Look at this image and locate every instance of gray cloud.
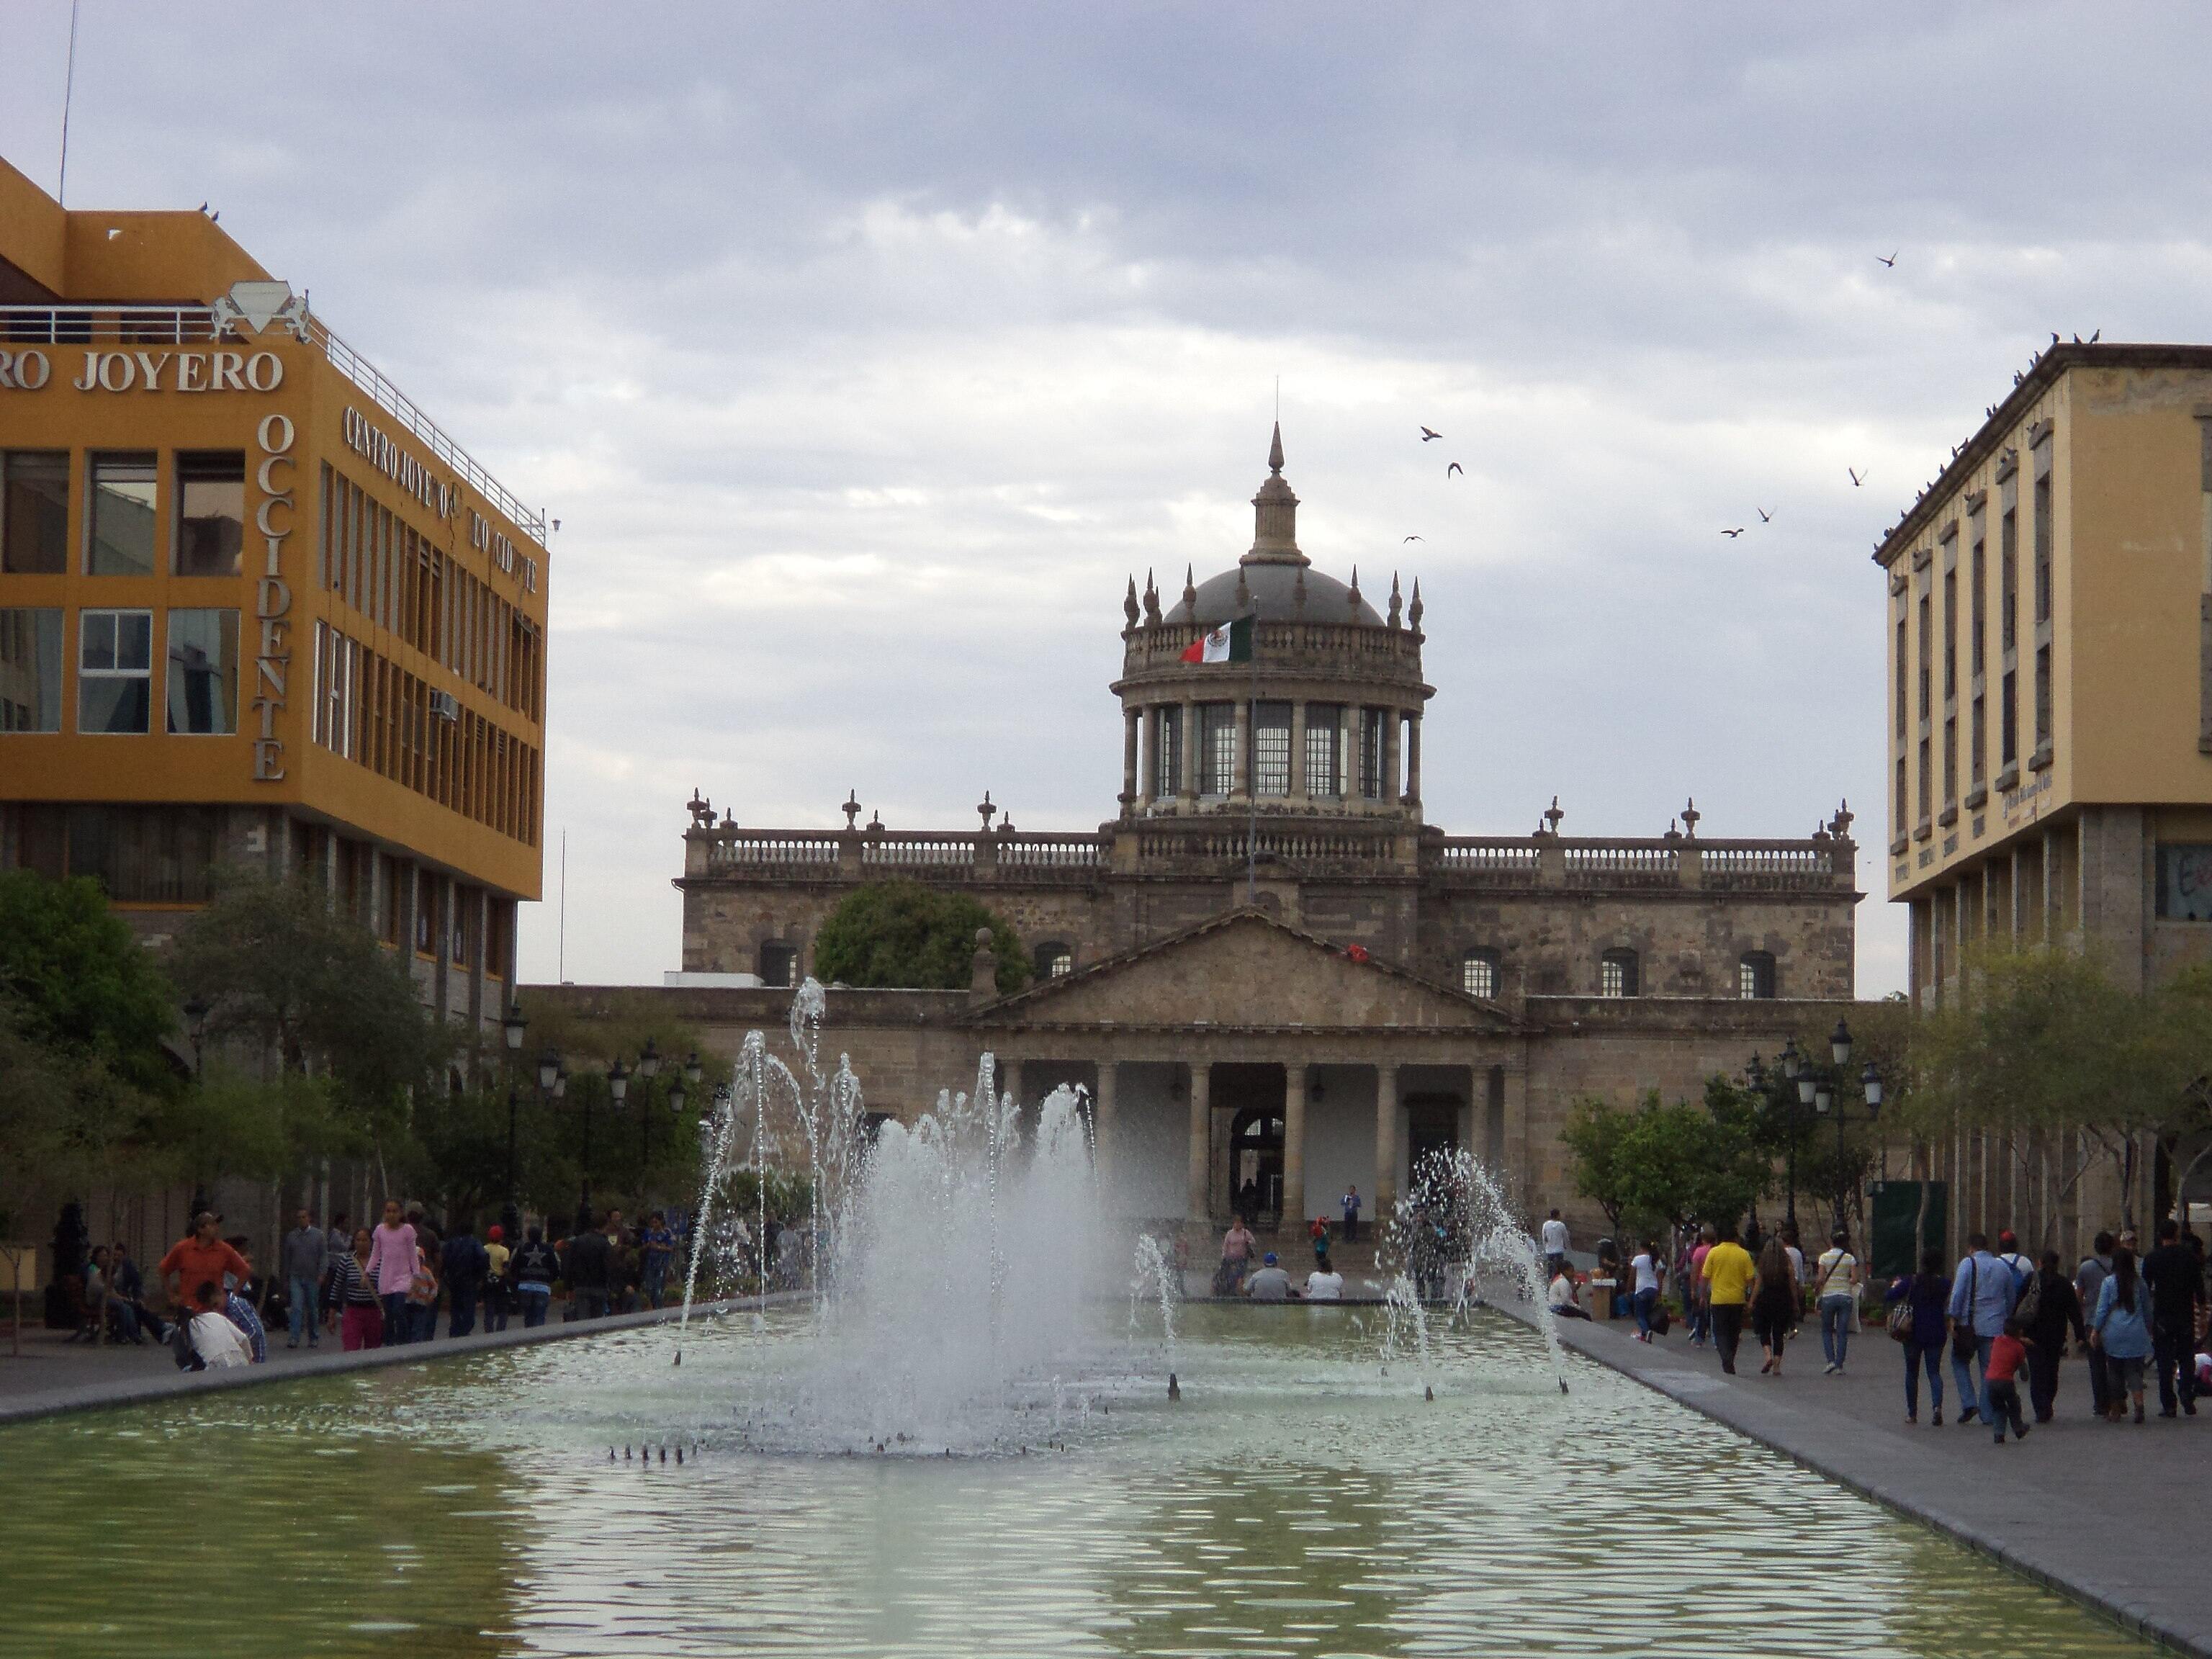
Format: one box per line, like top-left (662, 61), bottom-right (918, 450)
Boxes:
top-left (9, 1), bottom-right (2209, 993)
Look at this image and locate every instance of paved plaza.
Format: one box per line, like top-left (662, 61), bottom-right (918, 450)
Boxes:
top-left (1506, 1297), bottom-right (2210, 1658)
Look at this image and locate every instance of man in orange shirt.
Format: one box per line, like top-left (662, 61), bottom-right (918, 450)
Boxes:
top-left (158, 1213), bottom-right (252, 1316)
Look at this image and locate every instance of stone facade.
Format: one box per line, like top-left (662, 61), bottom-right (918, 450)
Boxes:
top-left (626, 428), bottom-right (1863, 1245)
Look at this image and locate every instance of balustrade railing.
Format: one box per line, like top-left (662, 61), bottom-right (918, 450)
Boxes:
top-left (1563, 844), bottom-right (1681, 886)
top-left (997, 835), bottom-right (1104, 868)
top-left (703, 832), bottom-right (841, 868)
top-left (1436, 839), bottom-right (1542, 875)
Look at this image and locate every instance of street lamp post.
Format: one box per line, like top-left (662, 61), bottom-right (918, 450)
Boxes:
top-left (1807, 1020), bottom-right (1882, 1233)
top-left (537, 1046), bottom-right (564, 1232)
top-left (182, 995), bottom-right (210, 1079)
top-left (1748, 1036), bottom-right (1809, 1232)
top-left (582, 1058), bottom-right (627, 1236)
top-left (500, 1002), bottom-right (528, 1241)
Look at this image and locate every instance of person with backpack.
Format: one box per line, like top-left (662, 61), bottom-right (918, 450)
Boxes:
top-left (1814, 1229), bottom-right (1861, 1376)
top-left (1885, 1249), bottom-right (1951, 1425)
top-left (2090, 1244), bottom-right (2154, 1424)
top-left (1947, 1233), bottom-right (2017, 1427)
top-left (511, 1226), bottom-right (559, 1327)
top-left (2024, 1249), bottom-right (2087, 1423)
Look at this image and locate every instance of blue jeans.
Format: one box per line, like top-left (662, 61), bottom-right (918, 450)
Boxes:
top-left (380, 1292), bottom-right (412, 1345)
top-left (287, 1277), bottom-right (321, 1346)
top-left (413, 1302), bottom-right (439, 1343)
top-left (1949, 1334), bottom-right (1993, 1421)
top-left (1819, 1295), bottom-right (1852, 1368)
top-left (1904, 1340), bottom-right (1943, 1416)
top-left (643, 1259), bottom-right (670, 1309)
top-left (1632, 1287), bottom-right (1659, 1336)
top-left (518, 1285), bottom-right (550, 1327)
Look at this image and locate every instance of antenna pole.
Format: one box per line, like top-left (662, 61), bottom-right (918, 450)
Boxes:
top-left (557, 827), bottom-right (568, 981)
top-left (1245, 607), bottom-right (1260, 906)
top-left (57, 0), bottom-right (81, 204)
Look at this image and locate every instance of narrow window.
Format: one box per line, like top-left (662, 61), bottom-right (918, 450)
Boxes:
top-left (758, 943), bottom-right (797, 988)
top-left (1942, 567), bottom-right (1956, 701)
top-left (1737, 951), bottom-right (1776, 999)
top-left (1305, 703), bottom-right (1343, 797)
top-left (2034, 644), bottom-right (2052, 755)
top-left (2000, 508), bottom-right (2018, 655)
top-left (174, 452), bottom-right (245, 577)
top-left (1253, 701), bottom-right (1291, 796)
top-left (1917, 735), bottom-right (1931, 824)
top-left (1359, 706), bottom-right (1388, 799)
top-left (164, 608), bottom-right (239, 734)
top-left (0, 607), bottom-right (63, 731)
top-left (1895, 755), bottom-right (1907, 835)
top-left (2033, 475), bottom-right (2053, 625)
top-left (1970, 694), bottom-right (1985, 789)
top-left (1599, 949), bottom-right (1640, 998)
top-left (2001, 670), bottom-right (2018, 767)
top-left (1916, 593), bottom-right (1930, 720)
top-left (1970, 536), bottom-right (1986, 676)
top-left (1154, 706), bottom-right (1182, 796)
top-left (1894, 616), bottom-right (1907, 737)
top-left (1, 452), bottom-right (68, 574)
top-left (86, 453), bottom-right (158, 576)
top-left (1461, 948), bottom-right (1500, 1000)
top-left (77, 609), bottom-right (153, 732)
top-left (1943, 715), bottom-right (1957, 806)
top-left (1200, 702), bottom-right (1236, 796)
top-left (1035, 941), bottom-right (1074, 980)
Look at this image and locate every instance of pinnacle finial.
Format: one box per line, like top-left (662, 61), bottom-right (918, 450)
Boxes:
top-left (1407, 577), bottom-right (1424, 631)
top-left (1182, 563), bottom-right (1197, 617)
top-left (1123, 575), bottom-right (1140, 627)
top-left (1388, 572), bottom-right (1403, 629)
top-left (1268, 421), bottom-right (1284, 474)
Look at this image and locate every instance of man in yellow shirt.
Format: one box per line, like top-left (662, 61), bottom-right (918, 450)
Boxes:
top-left (1701, 1227), bottom-right (1758, 1375)
top-left (482, 1225), bottom-right (513, 1333)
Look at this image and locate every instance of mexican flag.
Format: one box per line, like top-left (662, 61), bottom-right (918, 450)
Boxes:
top-left (1180, 616), bottom-right (1254, 664)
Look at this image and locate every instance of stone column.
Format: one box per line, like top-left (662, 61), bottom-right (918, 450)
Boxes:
top-left (1406, 712), bottom-right (1423, 809)
top-left (1290, 701), bottom-right (1308, 802)
top-left (1282, 1063), bottom-right (1308, 1226)
top-left (1179, 698), bottom-right (1199, 804)
top-left (1186, 1061), bottom-right (1211, 1225)
top-left (1094, 1059), bottom-right (1118, 1197)
top-left (1382, 710), bottom-right (1401, 808)
top-left (1375, 1061), bottom-right (1400, 1216)
top-left (1122, 707), bottom-right (1141, 811)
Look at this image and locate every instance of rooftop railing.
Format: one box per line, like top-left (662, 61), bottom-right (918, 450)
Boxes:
top-left (0, 302), bottom-right (547, 547)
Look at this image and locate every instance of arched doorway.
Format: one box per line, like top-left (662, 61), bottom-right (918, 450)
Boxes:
top-left (1228, 1107), bottom-right (1285, 1225)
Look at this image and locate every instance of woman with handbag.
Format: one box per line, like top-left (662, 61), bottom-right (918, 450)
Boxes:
top-left (1750, 1237), bottom-right (1799, 1376)
top-left (1885, 1248), bottom-right (1951, 1424)
top-left (1815, 1229), bottom-right (1862, 1375)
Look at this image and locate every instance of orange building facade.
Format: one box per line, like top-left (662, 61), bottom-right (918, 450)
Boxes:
top-left (0, 157), bottom-right (546, 1028)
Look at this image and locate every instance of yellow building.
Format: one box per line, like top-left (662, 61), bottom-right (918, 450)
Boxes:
top-left (0, 156), bottom-right (546, 1029)
top-left (1879, 344), bottom-right (2212, 1002)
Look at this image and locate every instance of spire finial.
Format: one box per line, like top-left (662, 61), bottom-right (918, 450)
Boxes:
top-left (1181, 563), bottom-right (1197, 618)
top-left (1268, 421), bottom-right (1284, 475)
top-left (1388, 572), bottom-right (1403, 629)
top-left (1407, 577), bottom-right (1424, 631)
top-left (1123, 575), bottom-right (1140, 628)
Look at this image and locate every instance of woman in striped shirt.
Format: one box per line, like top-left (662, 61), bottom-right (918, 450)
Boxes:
top-left (326, 1228), bottom-right (384, 1350)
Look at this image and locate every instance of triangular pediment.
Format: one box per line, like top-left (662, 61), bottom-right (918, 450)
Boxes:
top-left (968, 910), bottom-right (1521, 1033)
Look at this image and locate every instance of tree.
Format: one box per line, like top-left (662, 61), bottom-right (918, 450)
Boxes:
top-left (0, 870), bottom-right (175, 1093)
top-left (811, 879), bottom-right (1030, 996)
top-left (1560, 1096), bottom-right (1632, 1236)
top-left (1563, 1086), bottom-right (1771, 1244)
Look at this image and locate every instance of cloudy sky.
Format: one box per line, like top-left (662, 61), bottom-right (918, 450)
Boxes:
top-left (10, 4), bottom-right (2210, 996)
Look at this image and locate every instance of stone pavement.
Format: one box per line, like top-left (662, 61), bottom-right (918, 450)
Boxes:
top-left (1497, 1294), bottom-right (2211, 1657)
top-left (0, 1296), bottom-right (770, 1425)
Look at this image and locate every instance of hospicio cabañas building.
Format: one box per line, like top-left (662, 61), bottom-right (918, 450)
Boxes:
top-left (557, 427), bottom-right (1860, 1243)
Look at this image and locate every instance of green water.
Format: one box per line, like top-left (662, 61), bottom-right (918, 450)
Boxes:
top-left (0, 1305), bottom-right (2155, 1658)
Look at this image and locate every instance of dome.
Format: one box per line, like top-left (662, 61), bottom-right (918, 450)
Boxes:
top-left (1188, 562), bottom-right (1382, 626)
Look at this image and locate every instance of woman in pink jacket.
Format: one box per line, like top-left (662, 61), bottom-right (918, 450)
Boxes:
top-left (364, 1199), bottom-right (418, 1346)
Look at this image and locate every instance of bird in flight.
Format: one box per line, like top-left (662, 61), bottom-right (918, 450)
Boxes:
top-left (1848, 468), bottom-right (1866, 487)
top-left (1756, 508), bottom-right (1771, 523)
top-left (1447, 462), bottom-right (1462, 477)
top-left (1419, 427), bottom-right (1442, 442)
top-left (1876, 251), bottom-right (1897, 268)
top-left (1721, 527), bottom-right (1745, 539)
top-left (1402, 534), bottom-right (1423, 542)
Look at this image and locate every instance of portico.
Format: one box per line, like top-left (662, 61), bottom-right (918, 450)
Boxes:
top-left (974, 909), bottom-right (1524, 1235)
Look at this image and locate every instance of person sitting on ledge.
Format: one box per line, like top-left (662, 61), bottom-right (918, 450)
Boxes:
top-left (1547, 1265), bottom-right (1591, 1321)
top-left (1305, 1254), bottom-right (1344, 1301)
top-left (1246, 1252), bottom-right (1293, 1301)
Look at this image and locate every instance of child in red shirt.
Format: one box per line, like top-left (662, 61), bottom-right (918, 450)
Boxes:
top-left (1984, 1318), bottom-right (2032, 1444)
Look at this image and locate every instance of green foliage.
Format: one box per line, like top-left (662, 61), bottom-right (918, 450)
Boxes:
top-left (0, 870), bottom-right (176, 1094)
top-left (1562, 1087), bottom-right (1771, 1241)
top-left (812, 878), bottom-right (1031, 997)
top-left (168, 872), bottom-right (449, 1127)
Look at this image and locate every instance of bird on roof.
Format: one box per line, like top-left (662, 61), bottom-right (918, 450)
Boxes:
top-left (2050, 332), bottom-right (2061, 346)
top-left (1447, 462), bottom-right (1462, 477)
top-left (1876, 251), bottom-right (1897, 268)
top-left (1419, 426), bottom-right (1442, 442)
top-left (2090, 328), bottom-right (2101, 342)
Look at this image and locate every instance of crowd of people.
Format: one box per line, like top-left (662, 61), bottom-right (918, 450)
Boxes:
top-left (104, 1199), bottom-right (783, 1371)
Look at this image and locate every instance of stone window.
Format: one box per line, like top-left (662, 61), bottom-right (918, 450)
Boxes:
top-left (1035, 941), bottom-right (1074, 979)
top-left (1152, 705), bottom-right (1182, 796)
top-left (1599, 949), bottom-right (1639, 998)
top-left (1200, 702), bottom-right (1236, 796)
top-left (1305, 703), bottom-right (1343, 797)
top-left (1737, 951), bottom-right (1776, 999)
top-left (1893, 614), bottom-right (1906, 738)
top-left (2000, 506), bottom-right (2018, 655)
top-left (758, 943), bottom-right (797, 988)
top-left (1460, 948), bottom-right (1501, 1000)
top-left (1253, 701), bottom-right (1291, 796)
top-left (2032, 475), bottom-right (2053, 625)
top-left (1970, 535), bottom-right (1986, 678)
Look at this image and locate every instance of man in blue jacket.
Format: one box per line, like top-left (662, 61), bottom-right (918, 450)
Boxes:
top-left (441, 1222), bottom-right (490, 1339)
top-left (1948, 1232), bottom-right (2020, 1427)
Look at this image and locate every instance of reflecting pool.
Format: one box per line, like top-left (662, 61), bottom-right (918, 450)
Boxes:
top-left (0, 1305), bottom-right (2156, 1658)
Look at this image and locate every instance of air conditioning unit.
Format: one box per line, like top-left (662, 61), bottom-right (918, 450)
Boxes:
top-left (428, 690), bottom-right (462, 722)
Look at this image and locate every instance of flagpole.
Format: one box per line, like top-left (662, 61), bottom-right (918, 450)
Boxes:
top-left (1245, 605), bottom-right (1260, 907)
